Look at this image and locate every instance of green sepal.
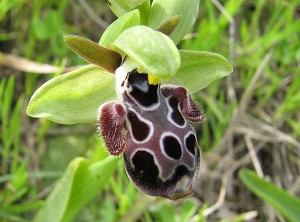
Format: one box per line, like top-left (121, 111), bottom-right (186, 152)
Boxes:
top-left (166, 50), bottom-right (233, 93)
top-left (108, 0), bottom-right (146, 17)
top-left (113, 25), bottom-right (180, 80)
top-left (99, 9), bottom-right (140, 48)
top-left (27, 65), bottom-right (117, 124)
top-left (148, 0), bottom-right (200, 44)
top-left (136, 0), bottom-right (150, 25)
top-left (64, 35), bottom-right (122, 73)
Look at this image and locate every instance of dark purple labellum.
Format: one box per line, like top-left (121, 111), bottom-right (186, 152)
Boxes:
top-left (98, 68), bottom-right (204, 201)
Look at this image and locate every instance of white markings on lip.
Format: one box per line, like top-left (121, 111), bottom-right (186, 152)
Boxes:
top-left (129, 148), bottom-right (163, 180)
top-left (115, 62), bottom-right (137, 101)
top-left (184, 131), bottom-right (197, 156)
top-left (159, 131), bottom-right (182, 160)
top-left (166, 96), bottom-right (187, 128)
top-left (125, 108), bottom-right (154, 144)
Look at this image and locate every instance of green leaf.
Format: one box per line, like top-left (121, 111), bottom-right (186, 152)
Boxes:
top-left (27, 65), bottom-right (117, 124)
top-left (108, 0), bottom-right (146, 17)
top-left (151, 203), bottom-right (177, 222)
top-left (113, 25), bottom-right (180, 80)
top-left (148, 0), bottom-right (200, 44)
top-left (167, 50), bottom-right (233, 94)
top-left (34, 156), bottom-right (118, 222)
top-left (99, 9), bottom-right (140, 48)
top-left (11, 160), bottom-right (28, 191)
top-left (239, 169), bottom-right (300, 222)
top-left (45, 10), bottom-right (62, 34)
top-left (181, 200), bottom-right (197, 222)
top-left (64, 35), bottom-right (122, 73)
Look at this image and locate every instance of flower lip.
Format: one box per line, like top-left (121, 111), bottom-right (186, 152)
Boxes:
top-left (164, 187), bottom-right (194, 202)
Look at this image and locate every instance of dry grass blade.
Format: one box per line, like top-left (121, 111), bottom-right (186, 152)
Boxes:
top-left (238, 114), bottom-right (300, 150)
top-left (210, 0), bottom-right (237, 102)
top-left (0, 52), bottom-right (77, 74)
top-left (78, 0), bottom-right (109, 28)
top-left (238, 49), bottom-right (274, 116)
top-left (245, 136), bottom-right (264, 178)
top-left (203, 146), bottom-right (262, 217)
top-left (216, 49), bottom-right (274, 153)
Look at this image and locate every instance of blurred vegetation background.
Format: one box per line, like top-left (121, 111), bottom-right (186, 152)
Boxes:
top-left (0, 0), bottom-right (300, 221)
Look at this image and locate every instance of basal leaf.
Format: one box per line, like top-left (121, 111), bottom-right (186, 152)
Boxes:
top-left (99, 10), bottom-right (140, 48)
top-left (148, 0), bottom-right (200, 44)
top-left (113, 25), bottom-right (180, 80)
top-left (64, 35), bottom-right (122, 73)
top-left (27, 65), bottom-right (117, 124)
top-left (34, 157), bottom-right (118, 222)
top-left (239, 169), bottom-right (300, 222)
top-left (167, 50), bottom-right (233, 93)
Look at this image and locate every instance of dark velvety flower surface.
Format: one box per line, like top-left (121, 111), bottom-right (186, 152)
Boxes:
top-left (98, 68), bottom-right (204, 200)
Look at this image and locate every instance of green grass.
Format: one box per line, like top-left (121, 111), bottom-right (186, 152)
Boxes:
top-left (1, 0), bottom-right (300, 221)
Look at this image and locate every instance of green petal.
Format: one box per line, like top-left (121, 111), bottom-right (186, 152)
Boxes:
top-left (64, 35), bottom-right (122, 73)
top-left (167, 50), bottom-right (233, 94)
top-left (156, 15), bottom-right (180, 36)
top-left (113, 25), bottom-right (180, 80)
top-left (27, 65), bottom-right (117, 124)
top-left (99, 10), bottom-right (140, 48)
top-left (148, 0), bottom-right (200, 44)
